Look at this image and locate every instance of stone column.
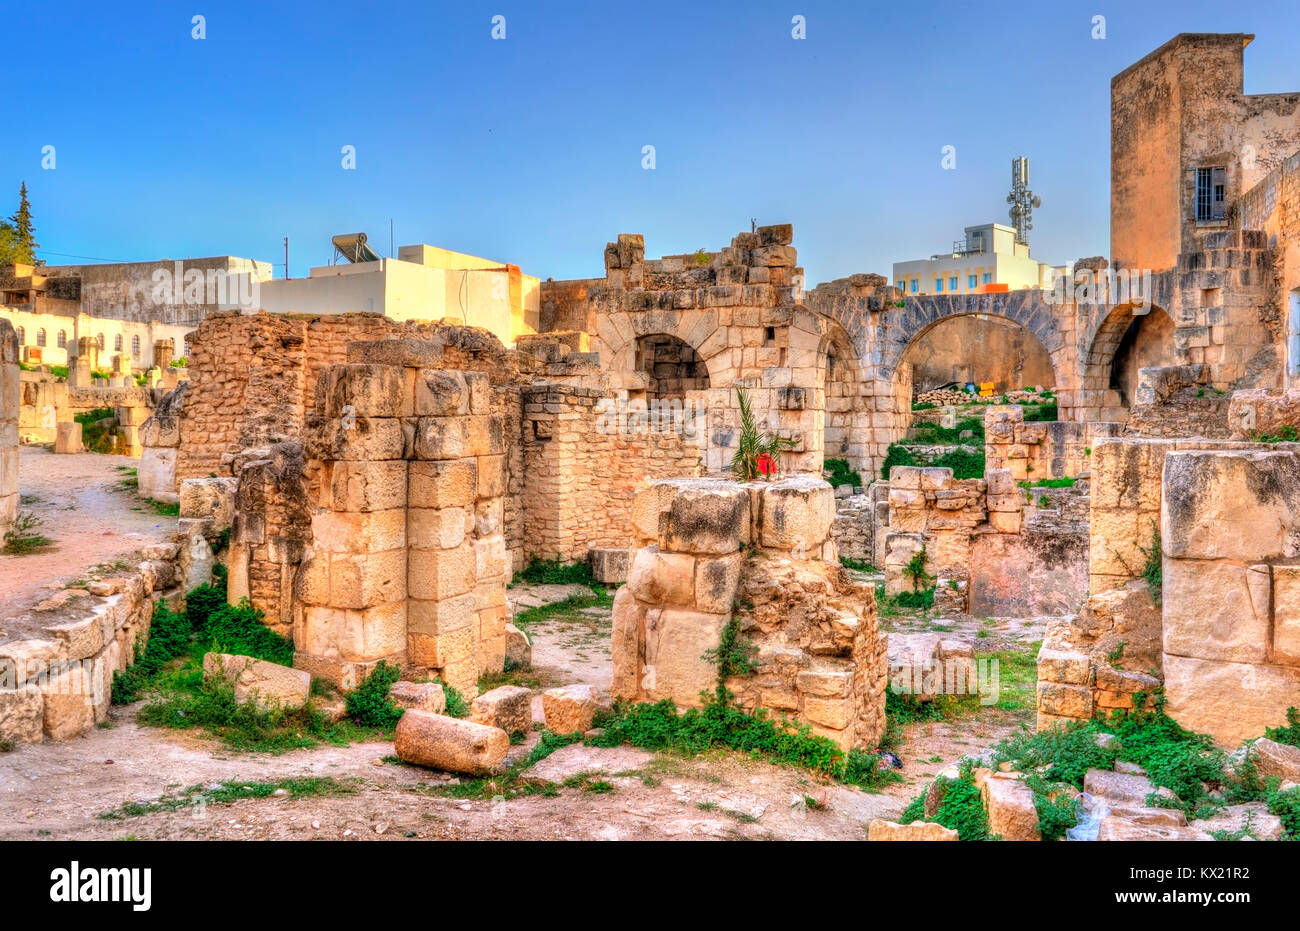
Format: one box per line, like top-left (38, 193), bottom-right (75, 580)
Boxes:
top-left (0, 320), bottom-right (18, 533)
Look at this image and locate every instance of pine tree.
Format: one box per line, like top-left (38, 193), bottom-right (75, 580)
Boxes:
top-left (9, 182), bottom-right (40, 265)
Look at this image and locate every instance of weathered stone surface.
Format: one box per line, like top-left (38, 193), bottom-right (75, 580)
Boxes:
top-left (1162, 450), bottom-right (1300, 562)
top-left (541, 684), bottom-right (598, 734)
top-left (1249, 737), bottom-right (1300, 783)
top-left (1163, 653), bottom-right (1300, 748)
top-left (394, 709), bottom-right (509, 775)
top-left (505, 623), bottom-right (532, 668)
top-left (40, 663), bottom-right (98, 740)
top-left (1190, 802), bottom-right (1284, 840)
top-left (589, 546), bottom-right (630, 583)
top-left (643, 607), bottom-right (727, 706)
top-left (470, 684), bottom-right (533, 735)
top-left (1162, 559), bottom-right (1270, 664)
top-left (976, 771), bottom-right (1041, 841)
top-left (660, 481), bottom-right (750, 555)
top-left (1082, 768), bottom-right (1176, 807)
top-left (868, 819), bottom-right (959, 841)
top-left (0, 687), bottom-right (43, 745)
top-left (388, 680), bottom-right (446, 714)
top-left (627, 546), bottom-right (696, 606)
top-left (524, 743), bottom-right (654, 784)
top-left (54, 421), bottom-right (83, 454)
top-left (202, 652), bottom-right (311, 711)
top-left (759, 476), bottom-right (835, 551)
top-left (1096, 818), bottom-right (1212, 841)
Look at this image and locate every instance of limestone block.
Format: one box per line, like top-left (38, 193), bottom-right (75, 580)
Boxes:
top-left (693, 553), bottom-right (743, 614)
top-left (1162, 653), bottom-right (1300, 747)
top-left (389, 680), bottom-right (446, 714)
top-left (1096, 818), bottom-right (1212, 841)
top-left (1082, 768), bottom-right (1176, 807)
top-left (137, 447), bottom-right (177, 502)
top-left (542, 684), bottom-right (598, 734)
top-left (203, 653), bottom-right (311, 711)
top-left (759, 477), bottom-right (835, 551)
top-left (505, 623), bottom-right (532, 668)
top-left (407, 543), bottom-right (475, 599)
top-left (1249, 737), bottom-right (1300, 783)
top-left (987, 509), bottom-right (1022, 534)
top-left (394, 710), bottom-right (509, 775)
top-left (407, 594), bottom-right (476, 636)
top-left (44, 617), bottom-right (104, 662)
top-left (643, 607), bottom-right (727, 706)
top-left (661, 481), bottom-right (750, 555)
top-left (1036, 682), bottom-right (1092, 718)
top-left (40, 663), bottom-right (98, 740)
top-left (320, 363), bottom-right (409, 418)
top-left (1270, 565), bottom-right (1300, 665)
top-left (1162, 559), bottom-right (1270, 664)
top-left (868, 820), bottom-right (959, 841)
top-left (627, 546), bottom-right (696, 605)
top-left (413, 370), bottom-right (469, 416)
top-left (887, 632), bottom-right (940, 700)
top-left (54, 421), bottom-right (82, 454)
top-left (796, 668), bottom-right (851, 698)
top-left (976, 770), bottom-right (1040, 840)
top-left (589, 546), bottom-right (631, 584)
top-left (311, 508), bottom-right (406, 554)
top-left (802, 696), bottom-right (850, 730)
top-left (330, 460), bottom-right (408, 512)
top-left (1036, 645), bottom-right (1092, 686)
top-left (408, 459), bottom-right (477, 509)
top-left (1162, 450), bottom-right (1300, 561)
top-left (0, 687), bottom-right (43, 745)
top-left (407, 507), bottom-right (467, 550)
top-left (470, 684), bottom-right (533, 735)
top-left (304, 412), bottom-right (405, 461)
top-left (609, 587), bottom-right (645, 700)
top-left (1189, 803), bottom-right (1283, 841)
top-left (327, 549), bottom-right (406, 609)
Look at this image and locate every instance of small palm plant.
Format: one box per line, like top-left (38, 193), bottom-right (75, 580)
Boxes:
top-left (730, 387), bottom-right (796, 481)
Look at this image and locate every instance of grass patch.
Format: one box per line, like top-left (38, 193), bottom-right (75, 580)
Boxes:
top-left (98, 776), bottom-right (359, 820)
top-left (343, 660), bottom-right (404, 729)
top-left (512, 589), bottom-right (613, 629)
top-left (145, 497), bottom-right (180, 516)
top-left (588, 694), bottom-right (902, 792)
top-left (880, 442), bottom-right (917, 480)
top-left (1252, 425), bottom-right (1299, 443)
top-left (2, 511), bottom-right (54, 555)
top-left (822, 457), bottom-right (861, 489)
top-left (838, 556), bottom-right (877, 572)
top-left (1017, 476), bottom-right (1076, 489)
top-left (510, 557), bottom-right (595, 587)
top-left (74, 407), bottom-right (119, 454)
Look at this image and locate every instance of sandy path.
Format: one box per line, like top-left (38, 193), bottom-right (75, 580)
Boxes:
top-left (1, 446), bottom-right (174, 625)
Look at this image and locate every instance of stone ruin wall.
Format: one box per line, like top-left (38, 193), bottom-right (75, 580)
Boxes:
top-left (610, 477), bottom-right (886, 751)
top-left (0, 320), bottom-right (18, 534)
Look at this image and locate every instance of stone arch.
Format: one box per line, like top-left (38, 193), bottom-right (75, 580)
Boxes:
top-left (595, 308), bottom-right (733, 397)
top-left (876, 293), bottom-right (1067, 387)
top-left (817, 323), bottom-right (871, 475)
top-left (1082, 301), bottom-right (1176, 407)
top-left (634, 333), bottom-right (710, 400)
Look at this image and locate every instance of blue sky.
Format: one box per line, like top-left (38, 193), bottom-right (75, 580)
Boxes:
top-left (6, 0), bottom-right (1300, 285)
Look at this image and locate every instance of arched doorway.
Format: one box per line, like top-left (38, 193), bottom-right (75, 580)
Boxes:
top-left (900, 314), bottom-right (1056, 396)
top-left (1106, 306), bottom-right (1176, 408)
top-left (634, 334), bottom-right (710, 401)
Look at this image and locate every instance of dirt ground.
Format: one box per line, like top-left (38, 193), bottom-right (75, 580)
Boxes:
top-left (0, 446), bottom-right (174, 628)
top-left (0, 579), bottom-right (1032, 841)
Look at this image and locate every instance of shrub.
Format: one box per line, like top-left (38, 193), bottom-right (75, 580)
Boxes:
top-left (703, 617), bottom-right (759, 682)
top-left (112, 600), bottom-right (194, 704)
top-left (880, 442), bottom-right (917, 479)
top-left (822, 458), bottom-right (860, 489)
top-left (74, 407), bottom-right (119, 454)
top-left (511, 557), bottom-right (594, 587)
top-left (1264, 707), bottom-right (1300, 748)
top-left (930, 447), bottom-right (984, 479)
top-left (731, 386), bottom-right (795, 481)
top-left (1023, 402), bottom-right (1059, 422)
top-left (344, 661), bottom-right (404, 728)
top-left (2, 511), bottom-right (54, 555)
top-left (205, 599), bottom-right (294, 665)
top-left (926, 767), bottom-right (993, 840)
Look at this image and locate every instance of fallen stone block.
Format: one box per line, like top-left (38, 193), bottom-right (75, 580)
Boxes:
top-left (542, 684), bottom-right (598, 734)
top-left (524, 743), bottom-right (654, 784)
top-left (1249, 737), bottom-right (1300, 784)
top-left (394, 710), bottom-right (509, 776)
top-left (1190, 802), bottom-right (1284, 840)
top-left (589, 546), bottom-right (630, 584)
top-left (202, 652), bottom-right (311, 712)
top-left (0, 687), bottom-right (43, 745)
top-left (1096, 817), bottom-right (1212, 841)
top-left (470, 684), bottom-right (533, 735)
top-left (389, 680), bottom-right (446, 714)
top-left (977, 770), bottom-right (1040, 840)
top-left (1082, 768), bottom-right (1177, 807)
top-left (868, 819), bottom-right (959, 841)
top-left (504, 623), bottom-right (531, 668)
top-left (54, 421), bottom-right (83, 454)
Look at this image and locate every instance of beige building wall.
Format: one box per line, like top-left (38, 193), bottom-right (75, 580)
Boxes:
top-left (258, 247), bottom-right (540, 346)
top-left (1, 307), bottom-right (192, 368)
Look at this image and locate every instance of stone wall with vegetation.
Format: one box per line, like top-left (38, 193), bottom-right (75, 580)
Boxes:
top-left (611, 476), bottom-right (886, 751)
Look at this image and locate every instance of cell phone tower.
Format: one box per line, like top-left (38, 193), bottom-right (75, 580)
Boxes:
top-left (1006, 156), bottom-right (1042, 247)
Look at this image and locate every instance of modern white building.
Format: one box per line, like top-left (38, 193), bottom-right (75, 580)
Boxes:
top-left (892, 223), bottom-right (1069, 297)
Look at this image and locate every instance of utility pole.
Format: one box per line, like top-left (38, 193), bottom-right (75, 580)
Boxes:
top-left (284, 237), bottom-right (290, 279)
top-left (390, 219), bottom-right (394, 259)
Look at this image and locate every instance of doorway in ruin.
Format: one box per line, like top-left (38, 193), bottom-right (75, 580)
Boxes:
top-left (900, 314), bottom-right (1056, 397)
top-left (1101, 305), bottom-right (1175, 408)
top-left (634, 334), bottom-right (710, 400)
top-left (819, 331), bottom-right (869, 476)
